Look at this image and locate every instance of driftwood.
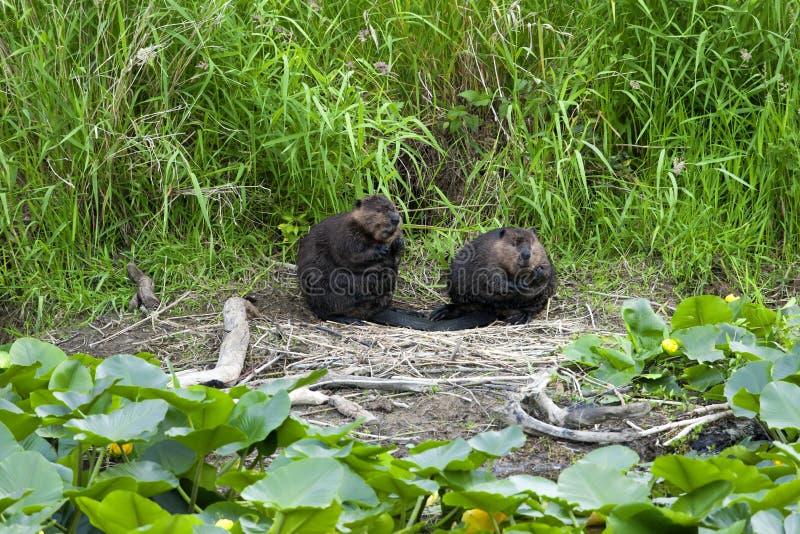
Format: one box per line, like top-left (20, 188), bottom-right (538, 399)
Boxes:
top-left (521, 370), bottom-right (651, 428)
top-left (289, 387), bottom-right (329, 405)
top-left (289, 387), bottom-right (378, 425)
top-left (126, 262), bottom-right (161, 311)
top-left (328, 394), bottom-right (378, 426)
top-left (175, 297), bottom-right (259, 386)
top-left (504, 370), bottom-right (733, 444)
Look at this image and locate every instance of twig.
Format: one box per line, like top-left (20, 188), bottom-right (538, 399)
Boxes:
top-left (662, 411), bottom-right (732, 446)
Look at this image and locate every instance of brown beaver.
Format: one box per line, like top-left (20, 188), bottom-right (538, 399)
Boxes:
top-left (296, 195), bottom-right (403, 321)
top-left (295, 196), bottom-right (495, 330)
top-left (431, 227), bottom-right (556, 324)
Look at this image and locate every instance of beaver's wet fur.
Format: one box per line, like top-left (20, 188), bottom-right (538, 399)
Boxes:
top-left (296, 195), bottom-right (403, 320)
top-left (295, 196), bottom-right (496, 330)
top-left (431, 227), bottom-right (556, 324)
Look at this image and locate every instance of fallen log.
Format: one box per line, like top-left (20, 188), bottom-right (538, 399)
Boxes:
top-left (175, 297), bottom-right (259, 386)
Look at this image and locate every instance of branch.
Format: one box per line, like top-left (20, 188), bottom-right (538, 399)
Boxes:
top-left (126, 262), bottom-right (161, 311)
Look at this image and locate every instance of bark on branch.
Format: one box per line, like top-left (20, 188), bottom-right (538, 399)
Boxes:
top-left (126, 262), bottom-right (160, 311)
top-left (175, 297), bottom-right (259, 387)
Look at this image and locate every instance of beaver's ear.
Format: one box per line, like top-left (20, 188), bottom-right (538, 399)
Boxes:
top-left (355, 199), bottom-right (362, 208)
top-left (498, 228), bottom-right (506, 239)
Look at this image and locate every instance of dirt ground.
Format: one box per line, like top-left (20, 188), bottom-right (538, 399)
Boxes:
top-left (41, 261), bottom-right (758, 478)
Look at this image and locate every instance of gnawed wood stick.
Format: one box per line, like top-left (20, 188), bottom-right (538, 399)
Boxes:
top-left (328, 394), bottom-right (378, 426)
top-left (289, 387), bottom-right (329, 405)
top-left (521, 369), bottom-right (651, 428)
top-left (504, 400), bottom-right (733, 444)
top-left (175, 297), bottom-right (259, 386)
top-left (126, 262), bottom-right (161, 311)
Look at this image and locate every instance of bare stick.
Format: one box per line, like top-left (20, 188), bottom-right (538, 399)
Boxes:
top-left (126, 262), bottom-right (161, 311)
top-left (662, 411), bottom-right (732, 446)
top-left (175, 297), bottom-right (259, 386)
top-left (505, 400), bottom-right (733, 444)
top-left (328, 394), bottom-right (378, 426)
top-left (521, 370), bottom-right (650, 428)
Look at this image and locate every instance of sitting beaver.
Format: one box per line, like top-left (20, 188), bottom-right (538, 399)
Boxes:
top-left (295, 196), bottom-right (495, 330)
top-left (431, 227), bottom-right (556, 324)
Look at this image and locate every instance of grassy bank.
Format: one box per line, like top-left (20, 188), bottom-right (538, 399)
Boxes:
top-left (1, 0), bottom-right (798, 333)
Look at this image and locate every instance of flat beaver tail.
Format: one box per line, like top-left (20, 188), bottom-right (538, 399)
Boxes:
top-left (369, 309), bottom-right (496, 331)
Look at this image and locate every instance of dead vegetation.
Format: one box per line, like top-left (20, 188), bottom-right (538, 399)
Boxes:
top-left (42, 261), bottom-right (751, 476)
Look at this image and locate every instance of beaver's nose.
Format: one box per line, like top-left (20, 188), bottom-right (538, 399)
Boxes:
top-left (520, 247), bottom-right (531, 261)
top-left (390, 213), bottom-right (400, 225)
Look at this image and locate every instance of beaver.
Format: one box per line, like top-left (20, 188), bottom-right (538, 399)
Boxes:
top-left (431, 227), bottom-right (556, 324)
top-left (296, 195), bottom-right (403, 321)
top-left (295, 196), bottom-right (495, 330)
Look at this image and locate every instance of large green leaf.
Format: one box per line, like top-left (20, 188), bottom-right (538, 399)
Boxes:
top-left (76, 490), bottom-right (170, 534)
top-left (365, 470), bottom-right (438, 502)
top-left (0, 422), bottom-right (23, 458)
top-left (442, 475), bottom-right (550, 513)
top-left (242, 457), bottom-right (343, 510)
top-left (562, 334), bottom-right (604, 366)
top-left (724, 360), bottom-right (773, 417)
top-left (339, 466), bottom-right (379, 507)
top-left (94, 460), bottom-right (179, 497)
top-left (258, 368), bottom-right (327, 395)
top-left (95, 354), bottom-right (169, 388)
top-left (165, 424), bottom-right (248, 454)
top-left (9, 338), bottom-right (67, 377)
top-left (671, 296), bottom-right (732, 330)
top-left (557, 446), bottom-right (647, 510)
top-left (467, 425), bottom-right (525, 457)
top-left (48, 359), bottom-right (93, 392)
top-left (407, 439), bottom-right (474, 476)
top-left (65, 399), bottom-right (170, 444)
top-left (217, 389), bottom-right (291, 455)
top-left (746, 478), bottom-right (800, 513)
top-left (279, 501), bottom-right (342, 534)
top-left (682, 364), bottom-right (724, 392)
top-left (651, 455), bottom-right (724, 493)
top-left (0, 451), bottom-right (64, 516)
top-left (749, 510), bottom-right (785, 534)
top-left (773, 353), bottom-right (800, 380)
top-left (740, 302), bottom-right (778, 338)
top-left (622, 298), bottom-right (667, 352)
top-left (0, 400), bottom-right (40, 440)
top-left (728, 341), bottom-right (785, 362)
top-left (139, 439), bottom-right (196, 476)
top-left (759, 381), bottom-right (800, 430)
top-left (673, 325), bottom-right (725, 363)
top-left (606, 502), bottom-right (696, 533)
top-left (138, 514), bottom-right (204, 533)
top-left (670, 480), bottom-right (732, 518)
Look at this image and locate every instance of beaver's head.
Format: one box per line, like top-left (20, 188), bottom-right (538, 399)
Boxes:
top-left (352, 195), bottom-right (402, 242)
top-left (494, 227), bottom-right (551, 275)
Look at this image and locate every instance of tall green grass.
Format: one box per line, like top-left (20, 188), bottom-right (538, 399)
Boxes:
top-left (1, 0), bottom-right (798, 331)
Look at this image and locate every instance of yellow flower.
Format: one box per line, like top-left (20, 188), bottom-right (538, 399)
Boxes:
top-left (107, 442), bottom-right (134, 457)
top-left (774, 460), bottom-right (784, 466)
top-left (462, 509), bottom-right (508, 533)
top-left (215, 518), bottom-right (234, 530)
top-left (725, 294), bottom-right (740, 303)
top-left (425, 492), bottom-right (440, 506)
top-left (661, 338), bottom-right (680, 355)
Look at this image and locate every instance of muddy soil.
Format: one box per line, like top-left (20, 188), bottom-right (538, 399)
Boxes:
top-left (39, 263), bottom-right (756, 479)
